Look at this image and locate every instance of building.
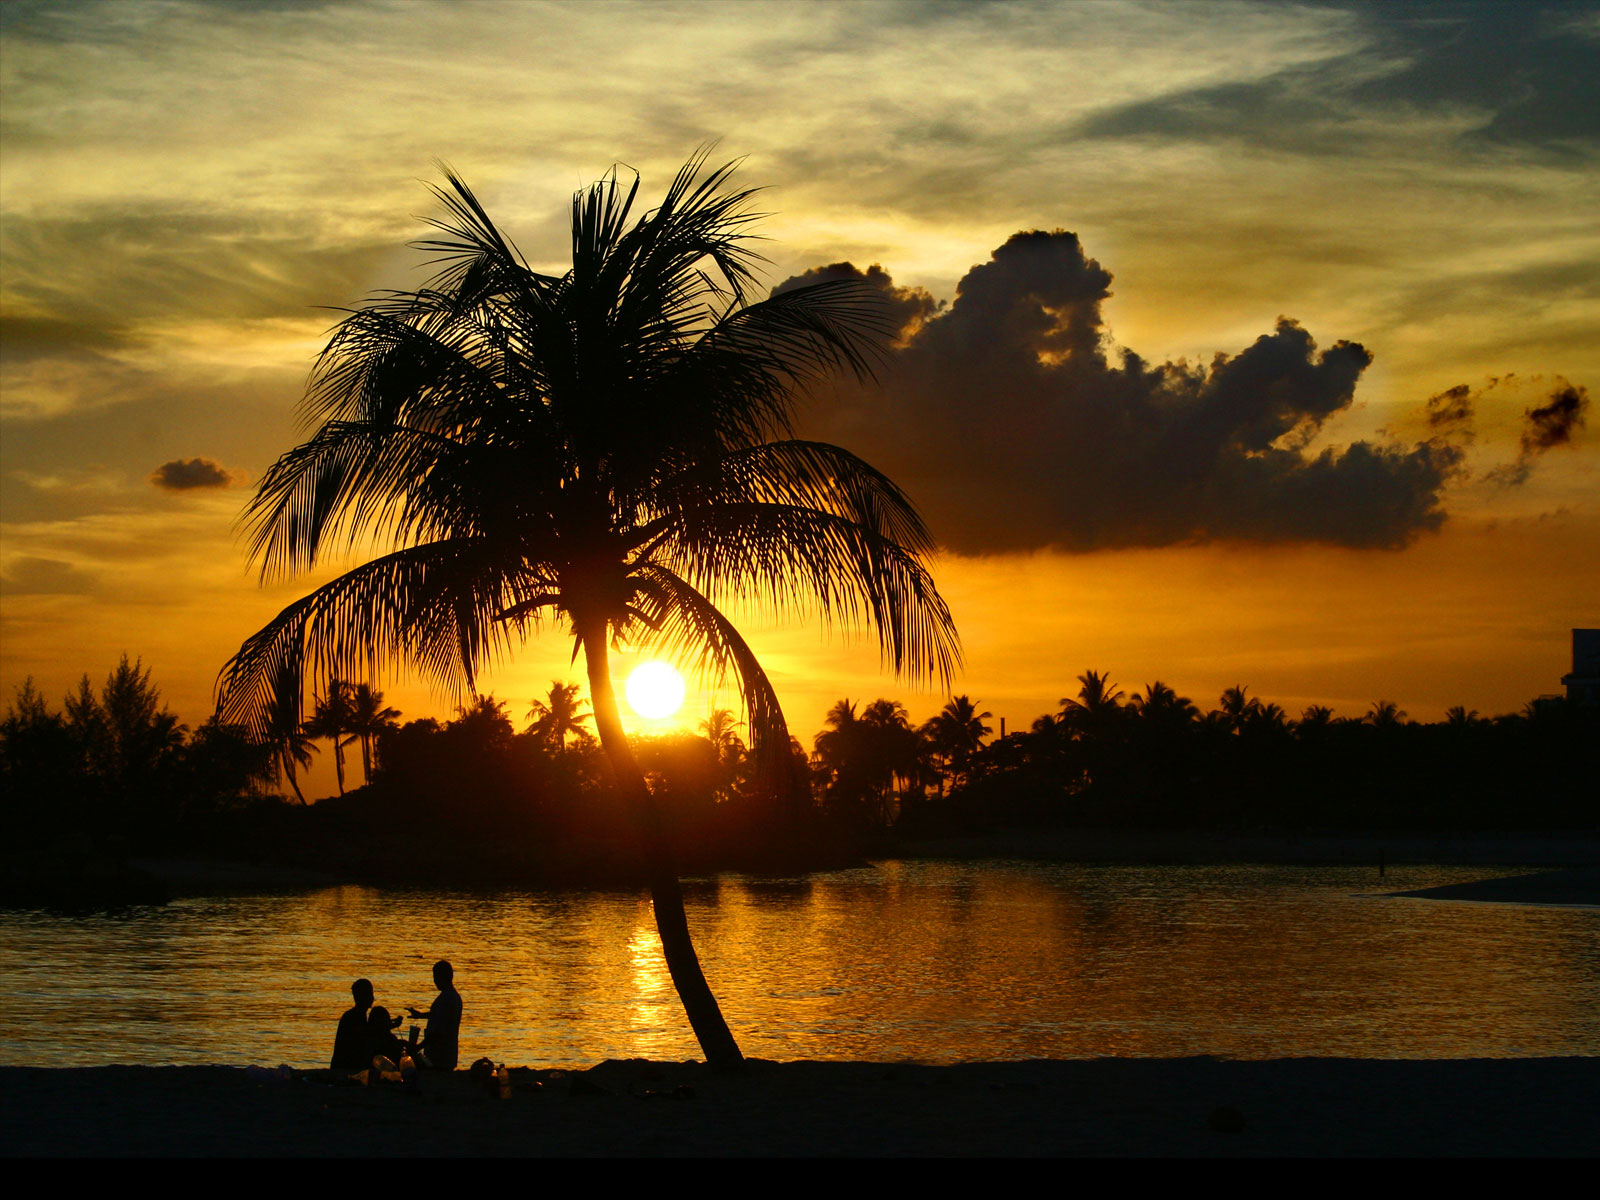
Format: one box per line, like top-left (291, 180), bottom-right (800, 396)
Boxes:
top-left (1560, 628), bottom-right (1600, 708)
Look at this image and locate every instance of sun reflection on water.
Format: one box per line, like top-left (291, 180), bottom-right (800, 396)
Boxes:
top-left (0, 862), bottom-right (1595, 1068)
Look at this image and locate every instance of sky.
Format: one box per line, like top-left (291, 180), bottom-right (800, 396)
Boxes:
top-left (2, 0), bottom-right (1596, 796)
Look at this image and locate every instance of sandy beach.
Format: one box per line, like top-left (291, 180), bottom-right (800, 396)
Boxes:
top-left (3, 1056), bottom-right (1596, 1157)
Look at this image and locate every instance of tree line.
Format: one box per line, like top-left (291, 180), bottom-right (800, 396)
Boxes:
top-left (3, 659), bottom-right (1593, 888)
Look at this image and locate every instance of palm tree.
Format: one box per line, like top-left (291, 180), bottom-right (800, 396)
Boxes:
top-left (921, 694), bottom-right (991, 789)
top-left (1218, 685), bottom-right (1260, 735)
top-left (698, 708), bottom-right (745, 765)
top-left (1365, 700), bottom-right (1406, 728)
top-left (303, 679), bottom-right (357, 795)
top-left (348, 682), bottom-right (401, 782)
top-left (527, 681), bottom-right (592, 751)
top-left (264, 675), bottom-right (318, 804)
top-left (1058, 669), bottom-right (1125, 742)
top-left (215, 153), bottom-right (959, 1070)
top-left (1299, 704), bottom-right (1334, 728)
top-left (1129, 681), bottom-right (1198, 727)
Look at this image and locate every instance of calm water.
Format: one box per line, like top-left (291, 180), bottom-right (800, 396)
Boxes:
top-left (1, 861), bottom-right (1595, 1068)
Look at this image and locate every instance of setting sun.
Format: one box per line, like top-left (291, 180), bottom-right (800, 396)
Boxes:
top-left (625, 662), bottom-right (686, 720)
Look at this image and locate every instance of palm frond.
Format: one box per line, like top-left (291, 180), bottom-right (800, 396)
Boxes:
top-left (625, 563), bottom-right (791, 779)
top-left (216, 539), bottom-right (531, 738)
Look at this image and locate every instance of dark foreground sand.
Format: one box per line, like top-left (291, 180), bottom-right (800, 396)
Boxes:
top-left (3, 1056), bottom-right (1596, 1157)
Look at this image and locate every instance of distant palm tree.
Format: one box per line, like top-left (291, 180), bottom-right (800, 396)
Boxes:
top-left (698, 708), bottom-right (745, 766)
top-left (1218, 685), bottom-right (1260, 735)
top-left (1444, 706), bottom-right (1479, 729)
top-left (921, 694), bottom-right (991, 788)
top-left (1129, 681), bottom-right (1198, 727)
top-left (348, 682), bottom-right (401, 782)
top-left (302, 679), bottom-right (357, 795)
top-left (1059, 670), bottom-right (1124, 737)
top-left (216, 152), bottom-right (958, 1070)
top-left (264, 676), bottom-right (317, 804)
top-left (1365, 700), bottom-right (1406, 728)
top-left (1300, 704), bottom-right (1334, 728)
top-left (527, 681), bottom-right (592, 751)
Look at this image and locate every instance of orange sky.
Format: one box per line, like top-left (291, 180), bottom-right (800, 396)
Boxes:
top-left (2, 2), bottom-right (1596, 798)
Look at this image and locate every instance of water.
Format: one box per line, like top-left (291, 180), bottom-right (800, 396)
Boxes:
top-left (0, 861), bottom-right (1595, 1068)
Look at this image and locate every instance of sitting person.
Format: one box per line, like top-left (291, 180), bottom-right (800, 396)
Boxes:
top-left (367, 1005), bottom-right (406, 1065)
top-left (407, 960), bottom-right (463, 1070)
top-left (331, 978), bottom-right (375, 1070)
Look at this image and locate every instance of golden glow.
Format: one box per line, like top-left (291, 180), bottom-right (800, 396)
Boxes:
top-left (625, 662), bottom-right (686, 720)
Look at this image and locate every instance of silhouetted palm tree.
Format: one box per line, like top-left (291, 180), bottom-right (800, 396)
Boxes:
top-left (264, 676), bottom-right (317, 804)
top-left (921, 694), bottom-right (991, 789)
top-left (1129, 681), bottom-right (1198, 727)
top-left (1059, 670), bottom-right (1124, 738)
top-left (1218, 685), bottom-right (1260, 735)
top-left (303, 679), bottom-right (357, 795)
top-left (216, 152), bottom-right (958, 1070)
top-left (527, 681), bottom-right (592, 751)
top-left (348, 682), bottom-right (401, 782)
top-left (698, 708), bottom-right (745, 765)
top-left (1299, 704), bottom-right (1334, 729)
top-left (1365, 700), bottom-right (1406, 728)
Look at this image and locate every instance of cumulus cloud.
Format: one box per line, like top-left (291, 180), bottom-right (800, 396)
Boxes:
top-left (149, 457), bottom-right (235, 491)
top-left (783, 231), bottom-right (1462, 553)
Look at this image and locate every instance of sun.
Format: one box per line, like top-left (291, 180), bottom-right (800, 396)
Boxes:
top-left (625, 661), bottom-right (686, 720)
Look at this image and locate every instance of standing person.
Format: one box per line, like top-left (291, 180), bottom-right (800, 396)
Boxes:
top-left (331, 978), bottom-right (374, 1069)
top-left (407, 960), bottom-right (462, 1070)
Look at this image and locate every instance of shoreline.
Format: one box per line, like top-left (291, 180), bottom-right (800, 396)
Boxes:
top-left (3, 1056), bottom-right (1596, 1156)
top-left (891, 828), bottom-right (1600, 869)
top-left (1, 830), bottom-right (1592, 907)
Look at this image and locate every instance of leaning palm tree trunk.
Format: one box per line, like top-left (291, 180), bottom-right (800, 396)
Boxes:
top-left (582, 623), bottom-right (743, 1069)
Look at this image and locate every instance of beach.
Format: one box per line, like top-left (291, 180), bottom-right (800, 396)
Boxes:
top-left (3, 1056), bottom-right (1597, 1157)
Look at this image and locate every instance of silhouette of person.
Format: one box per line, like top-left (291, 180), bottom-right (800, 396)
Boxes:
top-left (407, 960), bottom-right (462, 1070)
top-left (367, 1005), bottom-right (405, 1064)
top-left (331, 978), bottom-right (374, 1070)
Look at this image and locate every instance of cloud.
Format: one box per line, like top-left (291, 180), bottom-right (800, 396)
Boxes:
top-left (784, 231), bottom-right (1462, 553)
top-left (773, 262), bottom-right (943, 347)
top-left (1522, 380), bottom-right (1589, 452)
top-left (1486, 379), bottom-right (1592, 486)
top-left (1073, 4), bottom-right (1600, 158)
top-left (0, 556), bottom-right (96, 596)
top-left (1424, 383), bottom-right (1475, 440)
top-left (149, 457), bottom-right (235, 491)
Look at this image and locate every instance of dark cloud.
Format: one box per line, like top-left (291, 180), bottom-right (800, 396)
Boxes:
top-left (1486, 378), bottom-right (1591, 486)
top-left (773, 261), bottom-right (943, 347)
top-left (149, 457), bottom-right (235, 491)
top-left (1522, 381), bottom-right (1589, 452)
top-left (1425, 383), bottom-right (1475, 435)
top-left (1075, 3), bottom-right (1600, 157)
top-left (0, 556), bottom-right (96, 596)
top-left (784, 230), bottom-right (1462, 553)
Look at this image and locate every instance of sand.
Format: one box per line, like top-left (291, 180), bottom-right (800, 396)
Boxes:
top-left (3, 1056), bottom-right (1596, 1157)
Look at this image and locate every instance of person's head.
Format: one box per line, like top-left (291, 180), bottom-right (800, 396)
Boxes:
top-left (368, 1005), bottom-right (391, 1030)
top-left (352, 978), bottom-right (374, 1009)
top-left (433, 960), bottom-right (453, 990)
